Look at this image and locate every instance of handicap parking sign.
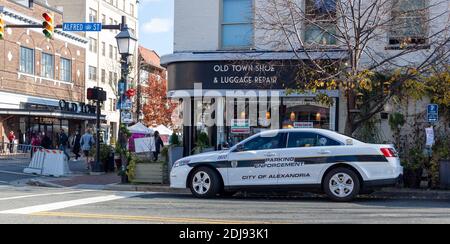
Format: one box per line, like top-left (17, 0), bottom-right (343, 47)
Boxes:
top-left (427, 104), bottom-right (439, 123)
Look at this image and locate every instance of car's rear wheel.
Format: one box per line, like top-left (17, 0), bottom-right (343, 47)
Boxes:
top-left (324, 168), bottom-right (360, 202)
top-left (189, 167), bottom-right (222, 198)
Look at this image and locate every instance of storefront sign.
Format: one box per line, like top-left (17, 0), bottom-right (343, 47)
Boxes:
top-left (59, 100), bottom-right (96, 115)
top-left (168, 61), bottom-right (304, 90)
top-left (293, 122), bottom-right (314, 128)
top-left (231, 119), bottom-right (250, 134)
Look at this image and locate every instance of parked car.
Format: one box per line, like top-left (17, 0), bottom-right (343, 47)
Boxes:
top-left (170, 129), bottom-right (403, 202)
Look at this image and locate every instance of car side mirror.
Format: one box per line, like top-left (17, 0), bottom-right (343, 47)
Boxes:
top-left (235, 144), bottom-right (244, 152)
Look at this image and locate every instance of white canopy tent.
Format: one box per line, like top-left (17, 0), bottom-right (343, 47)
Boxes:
top-left (150, 125), bottom-right (173, 136)
top-left (128, 122), bottom-right (154, 134)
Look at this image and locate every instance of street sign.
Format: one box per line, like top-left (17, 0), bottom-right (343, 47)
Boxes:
top-left (63, 23), bottom-right (102, 32)
top-left (120, 99), bottom-right (133, 110)
top-left (121, 111), bottom-right (133, 124)
top-left (427, 104), bottom-right (439, 123)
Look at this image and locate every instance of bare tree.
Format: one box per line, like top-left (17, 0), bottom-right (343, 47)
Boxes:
top-left (256, 0), bottom-right (450, 135)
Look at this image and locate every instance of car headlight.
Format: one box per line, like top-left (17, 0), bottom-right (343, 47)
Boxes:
top-left (173, 159), bottom-right (190, 168)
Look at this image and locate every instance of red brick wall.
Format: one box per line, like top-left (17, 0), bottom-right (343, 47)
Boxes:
top-left (0, 0), bottom-right (86, 103)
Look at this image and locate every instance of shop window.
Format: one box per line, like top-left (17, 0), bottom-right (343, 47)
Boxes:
top-left (41, 53), bottom-right (54, 79)
top-left (19, 46), bottom-right (34, 75)
top-left (282, 98), bottom-right (332, 130)
top-left (222, 0), bottom-right (254, 49)
top-left (240, 133), bottom-right (287, 151)
top-left (287, 132), bottom-right (341, 148)
top-left (304, 0), bottom-right (337, 46)
top-left (60, 58), bottom-right (72, 82)
top-left (389, 0), bottom-right (428, 47)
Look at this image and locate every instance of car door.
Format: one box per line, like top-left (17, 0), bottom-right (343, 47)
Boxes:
top-left (227, 132), bottom-right (287, 186)
top-left (277, 132), bottom-right (343, 185)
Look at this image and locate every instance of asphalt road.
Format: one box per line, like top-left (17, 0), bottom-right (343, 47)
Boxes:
top-left (0, 185), bottom-right (449, 224)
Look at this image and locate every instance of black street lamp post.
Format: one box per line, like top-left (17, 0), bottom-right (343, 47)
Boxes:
top-left (115, 16), bottom-right (137, 183)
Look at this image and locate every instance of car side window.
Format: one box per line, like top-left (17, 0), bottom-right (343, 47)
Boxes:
top-left (241, 133), bottom-right (287, 151)
top-left (287, 132), bottom-right (341, 148)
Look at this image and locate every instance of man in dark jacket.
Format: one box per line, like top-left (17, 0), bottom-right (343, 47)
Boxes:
top-left (153, 131), bottom-right (165, 162)
top-left (59, 129), bottom-right (70, 160)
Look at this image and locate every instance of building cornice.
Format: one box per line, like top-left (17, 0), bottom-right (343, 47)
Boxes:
top-left (161, 50), bottom-right (348, 66)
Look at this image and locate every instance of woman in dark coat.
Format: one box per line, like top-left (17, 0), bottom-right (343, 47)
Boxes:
top-left (71, 131), bottom-right (82, 160)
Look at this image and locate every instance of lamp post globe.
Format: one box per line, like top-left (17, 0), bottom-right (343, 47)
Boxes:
top-left (115, 26), bottom-right (137, 56)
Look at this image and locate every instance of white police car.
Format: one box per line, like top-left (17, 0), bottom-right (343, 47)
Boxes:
top-left (170, 129), bottom-right (403, 202)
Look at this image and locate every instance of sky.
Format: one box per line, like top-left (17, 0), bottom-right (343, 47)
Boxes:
top-left (138, 0), bottom-right (174, 57)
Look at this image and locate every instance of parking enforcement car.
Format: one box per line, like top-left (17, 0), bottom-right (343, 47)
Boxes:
top-left (170, 129), bottom-right (403, 201)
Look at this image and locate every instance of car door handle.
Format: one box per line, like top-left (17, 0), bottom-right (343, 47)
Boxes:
top-left (264, 152), bottom-right (277, 157)
top-left (318, 150), bottom-right (331, 155)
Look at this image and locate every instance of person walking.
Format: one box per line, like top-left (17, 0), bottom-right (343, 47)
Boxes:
top-left (7, 131), bottom-right (15, 153)
top-left (71, 131), bottom-right (82, 161)
top-left (80, 128), bottom-right (95, 170)
top-left (153, 131), bottom-right (164, 162)
top-left (30, 132), bottom-right (41, 158)
top-left (58, 129), bottom-right (70, 160)
top-left (40, 132), bottom-right (52, 149)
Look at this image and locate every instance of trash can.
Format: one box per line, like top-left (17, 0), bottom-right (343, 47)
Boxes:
top-left (440, 160), bottom-right (450, 189)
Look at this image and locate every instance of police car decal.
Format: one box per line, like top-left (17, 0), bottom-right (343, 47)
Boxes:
top-left (170, 129), bottom-right (403, 202)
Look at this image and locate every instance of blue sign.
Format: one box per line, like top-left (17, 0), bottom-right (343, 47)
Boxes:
top-left (63, 23), bottom-right (102, 32)
top-left (427, 104), bottom-right (439, 123)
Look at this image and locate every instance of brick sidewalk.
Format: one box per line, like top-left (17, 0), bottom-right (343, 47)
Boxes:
top-left (45, 173), bottom-right (121, 187)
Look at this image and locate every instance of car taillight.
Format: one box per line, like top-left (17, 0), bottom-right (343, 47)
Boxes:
top-left (381, 148), bottom-right (397, 157)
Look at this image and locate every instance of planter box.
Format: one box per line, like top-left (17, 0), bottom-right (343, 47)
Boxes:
top-left (168, 147), bottom-right (184, 169)
top-left (440, 160), bottom-right (450, 189)
top-left (133, 163), bottom-right (169, 184)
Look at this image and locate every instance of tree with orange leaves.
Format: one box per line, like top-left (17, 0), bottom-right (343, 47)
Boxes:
top-left (142, 72), bottom-right (177, 127)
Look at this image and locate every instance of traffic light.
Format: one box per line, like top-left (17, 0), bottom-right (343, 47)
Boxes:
top-left (87, 87), bottom-right (107, 102)
top-left (0, 14), bottom-right (5, 40)
top-left (42, 13), bottom-right (54, 39)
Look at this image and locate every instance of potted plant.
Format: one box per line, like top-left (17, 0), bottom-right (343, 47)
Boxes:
top-left (92, 144), bottom-right (115, 173)
top-left (402, 147), bottom-right (425, 188)
top-left (168, 133), bottom-right (183, 169)
top-left (431, 138), bottom-right (450, 189)
top-left (130, 155), bottom-right (168, 184)
top-left (192, 132), bottom-right (213, 154)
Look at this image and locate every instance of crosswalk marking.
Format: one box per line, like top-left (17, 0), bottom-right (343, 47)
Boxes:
top-left (0, 192), bottom-right (141, 215)
top-left (0, 189), bottom-right (95, 201)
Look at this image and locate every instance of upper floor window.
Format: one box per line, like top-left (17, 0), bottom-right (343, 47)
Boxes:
top-left (304, 0), bottom-right (337, 46)
top-left (89, 66), bottom-right (97, 80)
top-left (19, 46), bottom-right (34, 75)
top-left (41, 53), bottom-right (54, 79)
top-left (60, 58), bottom-right (72, 82)
top-left (89, 8), bottom-right (98, 23)
top-left (101, 14), bottom-right (106, 25)
top-left (130, 3), bottom-right (135, 17)
top-left (221, 0), bottom-right (254, 49)
top-left (89, 38), bottom-right (98, 53)
top-left (389, 0), bottom-right (428, 47)
top-left (101, 69), bottom-right (106, 83)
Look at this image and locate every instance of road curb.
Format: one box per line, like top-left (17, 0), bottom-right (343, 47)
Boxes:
top-left (104, 184), bottom-right (190, 194)
top-left (26, 179), bottom-right (65, 188)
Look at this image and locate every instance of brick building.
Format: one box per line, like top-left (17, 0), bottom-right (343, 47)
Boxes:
top-left (0, 0), bottom-right (93, 147)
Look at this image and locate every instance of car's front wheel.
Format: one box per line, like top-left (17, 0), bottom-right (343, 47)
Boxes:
top-left (324, 168), bottom-right (360, 202)
top-left (189, 167), bottom-right (222, 198)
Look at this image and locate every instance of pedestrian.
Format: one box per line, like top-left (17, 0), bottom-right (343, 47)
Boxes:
top-left (153, 131), bottom-right (164, 162)
top-left (58, 129), bottom-right (70, 160)
top-left (80, 128), bottom-right (95, 170)
top-left (18, 129), bottom-right (24, 145)
top-left (40, 132), bottom-right (52, 149)
top-left (71, 131), bottom-right (82, 161)
top-left (7, 131), bottom-right (15, 153)
top-left (30, 132), bottom-right (41, 158)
